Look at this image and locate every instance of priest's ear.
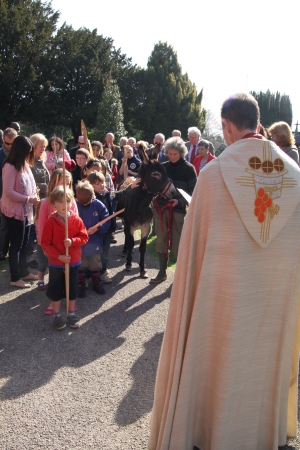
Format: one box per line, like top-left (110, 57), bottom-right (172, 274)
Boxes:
top-left (221, 118), bottom-right (234, 146)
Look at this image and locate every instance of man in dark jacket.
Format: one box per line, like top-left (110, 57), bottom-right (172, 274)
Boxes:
top-left (69, 135), bottom-right (86, 160)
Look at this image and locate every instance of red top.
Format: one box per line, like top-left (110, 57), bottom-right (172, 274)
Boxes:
top-left (193, 153), bottom-right (216, 175)
top-left (36, 197), bottom-right (78, 245)
top-left (41, 210), bottom-right (88, 267)
top-left (111, 163), bottom-right (118, 188)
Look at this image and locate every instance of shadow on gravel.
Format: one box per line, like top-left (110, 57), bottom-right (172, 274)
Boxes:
top-left (115, 332), bottom-right (163, 426)
top-left (109, 234), bottom-right (159, 272)
top-left (0, 279), bottom-right (171, 400)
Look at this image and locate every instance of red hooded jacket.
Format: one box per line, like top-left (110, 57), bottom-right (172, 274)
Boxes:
top-left (41, 210), bottom-right (88, 268)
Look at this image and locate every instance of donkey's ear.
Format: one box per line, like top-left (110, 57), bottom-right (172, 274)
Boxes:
top-left (152, 143), bottom-right (161, 160)
top-left (138, 144), bottom-right (149, 164)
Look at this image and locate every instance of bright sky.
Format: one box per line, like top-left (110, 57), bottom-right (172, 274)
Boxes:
top-left (51, 0), bottom-right (300, 133)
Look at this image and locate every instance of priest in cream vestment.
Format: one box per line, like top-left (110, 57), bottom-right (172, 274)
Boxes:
top-left (148, 94), bottom-right (300, 450)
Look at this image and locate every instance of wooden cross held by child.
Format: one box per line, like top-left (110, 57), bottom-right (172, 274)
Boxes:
top-left (62, 136), bottom-right (70, 315)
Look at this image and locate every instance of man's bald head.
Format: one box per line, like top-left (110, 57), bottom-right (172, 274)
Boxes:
top-left (221, 93), bottom-right (260, 145)
top-left (105, 133), bottom-right (115, 145)
top-left (221, 93), bottom-right (260, 132)
top-left (154, 133), bottom-right (165, 145)
top-left (172, 130), bottom-right (181, 137)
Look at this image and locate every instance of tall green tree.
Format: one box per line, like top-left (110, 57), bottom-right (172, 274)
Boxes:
top-left (135, 42), bottom-right (206, 141)
top-left (93, 79), bottom-right (126, 143)
top-left (251, 90), bottom-right (293, 127)
top-left (118, 65), bottom-right (145, 138)
top-left (0, 0), bottom-right (59, 128)
top-left (36, 25), bottom-right (132, 139)
top-left (0, 1), bottom-right (133, 137)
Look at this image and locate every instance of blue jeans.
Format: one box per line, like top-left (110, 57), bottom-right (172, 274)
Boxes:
top-left (37, 244), bottom-right (48, 272)
top-left (100, 234), bottom-right (111, 274)
top-left (5, 216), bottom-right (30, 282)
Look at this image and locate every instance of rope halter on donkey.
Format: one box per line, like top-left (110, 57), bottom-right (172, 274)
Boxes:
top-left (153, 180), bottom-right (174, 258)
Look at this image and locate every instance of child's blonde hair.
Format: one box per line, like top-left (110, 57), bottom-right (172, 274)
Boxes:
top-left (122, 176), bottom-right (135, 188)
top-left (47, 168), bottom-right (72, 196)
top-left (30, 133), bottom-right (48, 162)
top-left (111, 158), bottom-right (118, 166)
top-left (76, 180), bottom-right (94, 205)
top-left (50, 186), bottom-right (74, 205)
top-left (87, 171), bottom-right (105, 185)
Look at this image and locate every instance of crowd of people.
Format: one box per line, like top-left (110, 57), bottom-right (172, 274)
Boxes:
top-left (0, 120), bottom-right (298, 329)
top-left (1, 95), bottom-right (300, 448)
top-left (0, 126), bottom-right (211, 330)
top-left (0, 121), bottom-right (299, 321)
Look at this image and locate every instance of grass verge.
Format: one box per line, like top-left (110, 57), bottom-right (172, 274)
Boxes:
top-left (146, 234), bottom-right (176, 271)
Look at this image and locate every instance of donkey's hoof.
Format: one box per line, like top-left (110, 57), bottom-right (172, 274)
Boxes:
top-left (140, 271), bottom-right (148, 279)
top-left (125, 264), bottom-right (132, 271)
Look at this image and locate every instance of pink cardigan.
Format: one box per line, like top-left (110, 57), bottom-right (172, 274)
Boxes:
top-left (45, 149), bottom-right (71, 175)
top-left (0, 162), bottom-right (36, 222)
top-left (36, 197), bottom-right (78, 245)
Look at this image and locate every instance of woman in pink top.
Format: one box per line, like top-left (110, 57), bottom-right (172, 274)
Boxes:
top-left (45, 136), bottom-right (70, 175)
top-left (1, 136), bottom-right (39, 288)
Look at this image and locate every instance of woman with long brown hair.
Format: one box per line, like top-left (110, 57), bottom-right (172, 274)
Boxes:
top-left (46, 136), bottom-right (71, 175)
top-left (1, 136), bottom-right (39, 288)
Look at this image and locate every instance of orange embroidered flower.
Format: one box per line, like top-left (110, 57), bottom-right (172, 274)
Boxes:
top-left (254, 188), bottom-right (273, 223)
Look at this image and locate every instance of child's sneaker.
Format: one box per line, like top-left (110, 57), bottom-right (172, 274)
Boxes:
top-left (53, 316), bottom-right (66, 331)
top-left (100, 273), bottom-right (112, 284)
top-left (67, 315), bottom-right (79, 329)
top-left (111, 233), bottom-right (117, 243)
top-left (37, 280), bottom-right (45, 291)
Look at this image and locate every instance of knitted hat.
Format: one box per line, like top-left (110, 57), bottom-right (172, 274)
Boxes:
top-left (64, 159), bottom-right (76, 172)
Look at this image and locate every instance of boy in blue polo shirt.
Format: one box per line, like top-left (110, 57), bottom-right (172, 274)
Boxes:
top-left (75, 181), bottom-right (110, 297)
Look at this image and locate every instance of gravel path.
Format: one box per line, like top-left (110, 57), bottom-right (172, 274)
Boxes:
top-left (1, 223), bottom-right (300, 450)
top-left (0, 223), bottom-right (173, 449)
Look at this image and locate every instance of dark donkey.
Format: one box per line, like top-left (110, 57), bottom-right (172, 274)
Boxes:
top-left (118, 143), bottom-right (172, 278)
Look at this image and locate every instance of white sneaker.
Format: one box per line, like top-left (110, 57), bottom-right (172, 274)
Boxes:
top-left (100, 274), bottom-right (112, 284)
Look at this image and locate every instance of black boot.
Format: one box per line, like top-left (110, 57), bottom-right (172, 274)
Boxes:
top-left (91, 271), bottom-right (106, 295)
top-left (150, 253), bottom-right (168, 283)
top-left (78, 270), bottom-right (86, 298)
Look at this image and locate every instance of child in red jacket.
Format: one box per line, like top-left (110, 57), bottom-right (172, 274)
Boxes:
top-left (41, 186), bottom-right (88, 330)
